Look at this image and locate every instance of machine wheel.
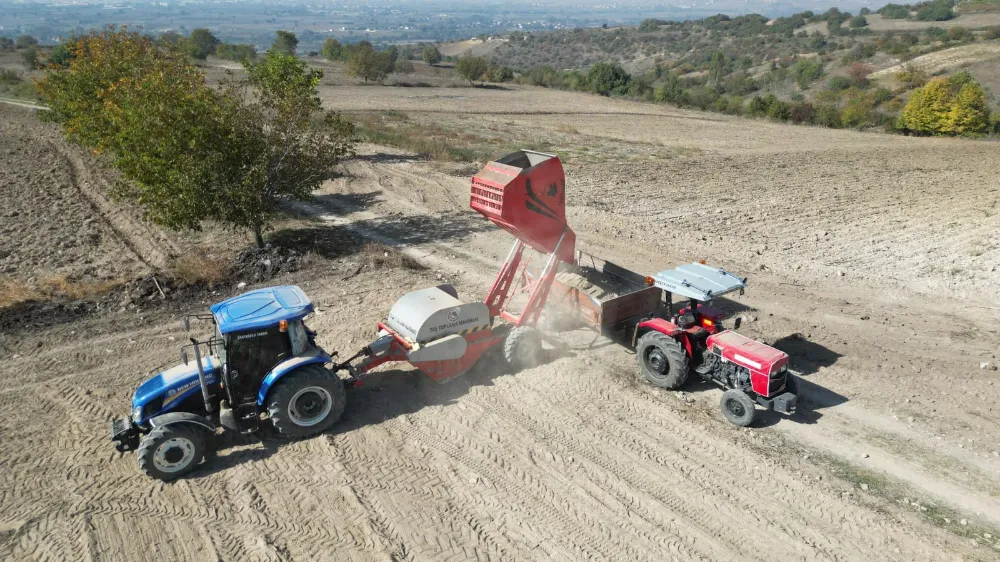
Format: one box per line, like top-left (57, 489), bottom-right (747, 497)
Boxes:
top-left (636, 331), bottom-right (689, 389)
top-left (267, 364), bottom-right (346, 439)
top-left (720, 390), bottom-right (757, 427)
top-left (137, 424), bottom-right (207, 481)
top-left (504, 326), bottom-right (543, 371)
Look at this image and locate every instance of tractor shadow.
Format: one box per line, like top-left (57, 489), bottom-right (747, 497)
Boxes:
top-left (193, 346), bottom-right (575, 478)
top-left (754, 333), bottom-right (847, 428)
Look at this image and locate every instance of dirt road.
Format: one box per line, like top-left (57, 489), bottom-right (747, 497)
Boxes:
top-left (1, 86), bottom-right (999, 561)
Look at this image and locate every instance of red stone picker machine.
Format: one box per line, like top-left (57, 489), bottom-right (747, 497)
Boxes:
top-left (351, 149), bottom-right (798, 427)
top-left (352, 150), bottom-right (575, 378)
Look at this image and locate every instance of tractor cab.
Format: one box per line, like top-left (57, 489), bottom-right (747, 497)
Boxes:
top-left (208, 285), bottom-right (323, 431)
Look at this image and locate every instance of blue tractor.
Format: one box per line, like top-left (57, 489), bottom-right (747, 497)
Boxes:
top-left (110, 286), bottom-right (359, 480)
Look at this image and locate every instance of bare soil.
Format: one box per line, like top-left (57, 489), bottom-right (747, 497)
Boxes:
top-left (2, 79), bottom-right (1000, 561)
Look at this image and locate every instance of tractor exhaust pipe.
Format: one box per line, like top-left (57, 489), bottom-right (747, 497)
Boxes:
top-left (189, 338), bottom-right (214, 413)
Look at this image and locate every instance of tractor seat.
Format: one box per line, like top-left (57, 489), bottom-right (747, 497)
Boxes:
top-left (675, 312), bottom-right (697, 329)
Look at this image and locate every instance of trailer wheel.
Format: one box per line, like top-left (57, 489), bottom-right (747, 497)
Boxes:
top-left (268, 365), bottom-right (346, 439)
top-left (137, 424), bottom-right (207, 481)
top-left (720, 390), bottom-right (756, 427)
top-left (504, 326), bottom-right (543, 371)
top-left (636, 331), bottom-right (689, 389)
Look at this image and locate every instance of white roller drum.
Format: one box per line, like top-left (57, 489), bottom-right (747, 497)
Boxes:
top-left (386, 287), bottom-right (490, 343)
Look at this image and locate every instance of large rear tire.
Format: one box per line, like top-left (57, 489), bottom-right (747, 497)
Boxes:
top-left (504, 326), bottom-right (543, 371)
top-left (720, 389), bottom-right (756, 427)
top-left (137, 424), bottom-right (207, 481)
top-left (636, 331), bottom-right (689, 389)
top-left (267, 364), bottom-right (346, 439)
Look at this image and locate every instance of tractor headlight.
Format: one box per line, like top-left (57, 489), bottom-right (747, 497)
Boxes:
top-left (133, 406), bottom-right (143, 423)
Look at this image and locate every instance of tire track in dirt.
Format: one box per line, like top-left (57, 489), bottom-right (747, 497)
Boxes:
top-left (377, 409), bottom-right (701, 561)
top-left (49, 141), bottom-right (178, 271)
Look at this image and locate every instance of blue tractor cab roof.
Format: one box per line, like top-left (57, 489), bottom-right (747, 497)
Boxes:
top-left (211, 285), bottom-right (314, 334)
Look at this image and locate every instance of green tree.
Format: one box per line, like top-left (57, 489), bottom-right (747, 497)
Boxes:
top-left (707, 51), bottom-right (730, 87)
top-left (37, 27), bottom-right (355, 247)
top-left (346, 43), bottom-right (386, 83)
top-left (216, 43), bottom-right (257, 62)
top-left (21, 47), bottom-right (38, 69)
top-left (15, 35), bottom-right (38, 49)
top-left (422, 45), bottom-right (442, 65)
top-left (587, 62), bottom-right (631, 96)
top-left (456, 55), bottom-right (489, 86)
top-left (216, 51), bottom-right (356, 245)
top-left (879, 4), bottom-right (910, 19)
top-left (487, 65), bottom-right (514, 83)
top-left (321, 38), bottom-right (343, 61)
top-left (187, 28), bottom-right (220, 60)
top-left (849, 15), bottom-right (868, 27)
top-left (272, 30), bottom-right (298, 56)
top-left (47, 42), bottom-right (74, 67)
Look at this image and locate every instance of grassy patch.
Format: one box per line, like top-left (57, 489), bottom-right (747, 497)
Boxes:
top-left (0, 275), bottom-right (121, 308)
top-left (0, 69), bottom-right (39, 101)
top-left (351, 110), bottom-right (543, 162)
top-left (171, 247), bottom-right (231, 286)
top-left (358, 242), bottom-right (424, 271)
top-left (0, 278), bottom-right (41, 308)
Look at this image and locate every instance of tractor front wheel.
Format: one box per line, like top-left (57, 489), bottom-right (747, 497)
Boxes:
top-left (720, 390), bottom-right (756, 427)
top-left (504, 326), bottom-right (543, 371)
top-left (636, 331), bottom-right (689, 389)
top-left (268, 365), bottom-right (346, 439)
top-left (137, 424), bottom-right (207, 481)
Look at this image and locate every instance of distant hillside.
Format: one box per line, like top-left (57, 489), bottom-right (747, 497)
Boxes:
top-left (473, 2), bottom-right (1000, 136)
top-left (489, 8), bottom-right (1000, 74)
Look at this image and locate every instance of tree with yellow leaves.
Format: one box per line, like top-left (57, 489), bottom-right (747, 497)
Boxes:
top-left (898, 72), bottom-right (991, 137)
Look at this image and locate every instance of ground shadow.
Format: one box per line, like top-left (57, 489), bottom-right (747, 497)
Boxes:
top-left (771, 332), bottom-right (842, 376)
top-left (354, 152), bottom-right (430, 165)
top-left (756, 333), bottom-right (847, 427)
top-left (191, 342), bottom-right (574, 478)
top-left (271, 202), bottom-right (493, 261)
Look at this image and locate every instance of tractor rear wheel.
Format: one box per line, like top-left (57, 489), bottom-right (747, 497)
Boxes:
top-left (137, 424), bottom-right (207, 481)
top-left (720, 390), bottom-right (756, 427)
top-left (268, 365), bottom-right (346, 439)
top-left (504, 326), bottom-right (543, 371)
top-left (636, 331), bottom-right (689, 389)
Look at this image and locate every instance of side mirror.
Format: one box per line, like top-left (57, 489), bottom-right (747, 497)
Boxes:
top-left (734, 317), bottom-right (742, 330)
top-left (181, 348), bottom-right (189, 365)
top-left (184, 315), bottom-right (191, 332)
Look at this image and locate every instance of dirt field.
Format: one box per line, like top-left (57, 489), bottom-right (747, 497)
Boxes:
top-left (2, 76), bottom-right (1000, 562)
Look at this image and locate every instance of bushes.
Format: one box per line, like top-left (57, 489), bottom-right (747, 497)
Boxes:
top-left (879, 4), bottom-right (911, 18)
top-left (847, 63), bottom-right (874, 87)
top-left (791, 59), bottom-right (824, 89)
top-left (587, 62), bottom-right (631, 96)
top-left (916, 0), bottom-right (954, 21)
top-left (827, 76), bottom-right (853, 91)
top-left (850, 16), bottom-right (869, 27)
top-left (898, 72), bottom-right (991, 135)
top-left (895, 63), bottom-right (928, 88)
top-left (217, 43), bottom-right (256, 62)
